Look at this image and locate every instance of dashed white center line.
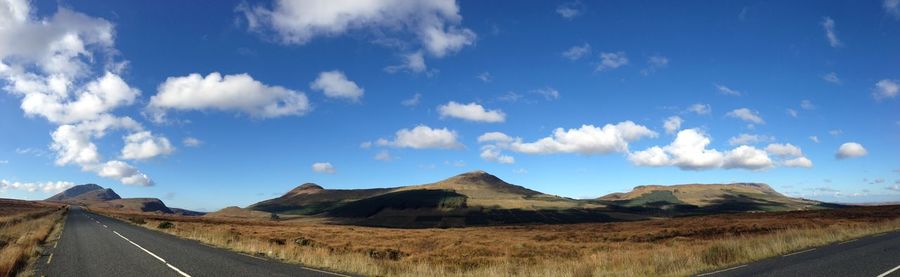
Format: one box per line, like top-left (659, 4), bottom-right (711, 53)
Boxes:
top-left (112, 230), bottom-right (191, 277)
top-left (46, 253), bottom-right (53, 264)
top-left (697, 264), bottom-right (747, 276)
top-left (102, 224), bottom-right (107, 228)
top-left (877, 264), bottom-right (900, 277)
top-left (782, 248), bottom-right (816, 257)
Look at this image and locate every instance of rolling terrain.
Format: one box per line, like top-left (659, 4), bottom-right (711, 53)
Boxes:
top-left (45, 184), bottom-right (202, 215)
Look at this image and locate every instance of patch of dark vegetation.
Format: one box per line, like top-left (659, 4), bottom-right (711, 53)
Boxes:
top-left (157, 221), bottom-right (174, 229)
top-left (328, 190), bottom-right (468, 218)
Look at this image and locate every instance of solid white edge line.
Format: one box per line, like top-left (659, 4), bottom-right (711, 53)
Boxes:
top-left (782, 248), bottom-right (816, 257)
top-left (167, 263), bottom-right (191, 277)
top-left (838, 239), bottom-right (858, 245)
top-left (697, 264), bottom-right (747, 276)
top-left (878, 264), bottom-right (900, 277)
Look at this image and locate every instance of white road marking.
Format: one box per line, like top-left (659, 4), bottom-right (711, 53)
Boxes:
top-left (238, 253), bottom-right (267, 261)
top-left (697, 264), bottom-right (747, 276)
top-left (46, 253), bottom-right (53, 264)
top-left (112, 230), bottom-right (192, 277)
top-left (877, 264), bottom-right (900, 277)
top-left (838, 239), bottom-right (858, 245)
top-left (102, 224), bottom-right (107, 228)
top-left (782, 248), bottom-right (816, 257)
top-left (53, 241), bottom-right (58, 248)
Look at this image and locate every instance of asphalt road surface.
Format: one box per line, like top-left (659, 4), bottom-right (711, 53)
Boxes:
top-left (698, 229), bottom-right (900, 277)
top-left (36, 207), bottom-right (349, 277)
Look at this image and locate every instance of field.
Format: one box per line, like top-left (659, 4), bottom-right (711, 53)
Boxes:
top-left (93, 205), bottom-right (900, 277)
top-left (0, 199), bottom-right (66, 276)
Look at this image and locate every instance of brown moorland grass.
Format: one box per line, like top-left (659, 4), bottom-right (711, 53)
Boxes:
top-left (0, 199), bottom-right (66, 276)
top-left (95, 205), bottom-right (900, 277)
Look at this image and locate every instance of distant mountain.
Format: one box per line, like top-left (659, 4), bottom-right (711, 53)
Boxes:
top-left (46, 184), bottom-right (121, 202)
top-left (598, 183), bottom-right (833, 212)
top-left (45, 184), bottom-right (199, 215)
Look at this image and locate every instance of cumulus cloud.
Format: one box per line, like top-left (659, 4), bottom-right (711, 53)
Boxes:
top-left (239, 0), bottom-right (476, 57)
top-left (821, 17), bottom-right (841, 48)
top-left (377, 125), bottom-right (462, 149)
top-left (783, 157), bottom-right (813, 168)
top-left (629, 129), bottom-right (775, 170)
top-left (873, 79), bottom-right (899, 100)
top-left (478, 132), bottom-right (514, 144)
top-left (401, 93), bottom-right (422, 107)
top-left (438, 101), bottom-right (505, 123)
top-left (309, 70), bottom-right (364, 102)
top-left (728, 134), bottom-right (773, 146)
top-left (562, 43), bottom-right (591, 60)
top-left (715, 84), bottom-right (742, 96)
top-left (148, 72), bottom-right (310, 121)
top-left (663, 116), bottom-right (683, 135)
top-left (311, 162), bottom-right (336, 174)
top-left (836, 142), bottom-right (867, 159)
top-left (97, 160), bottom-right (153, 186)
top-left (556, 1), bottom-right (585, 19)
top-left (687, 103), bottom-right (711, 115)
top-left (727, 108), bottom-right (765, 124)
top-left (766, 143), bottom-right (813, 168)
top-left (120, 131), bottom-right (174, 160)
top-left (596, 52), bottom-right (628, 71)
top-left (508, 121), bottom-right (656, 155)
top-left (182, 137), bottom-right (202, 147)
top-left (0, 180), bottom-right (74, 193)
top-left (480, 145), bottom-right (514, 164)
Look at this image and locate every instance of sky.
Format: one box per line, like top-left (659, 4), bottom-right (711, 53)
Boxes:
top-left (0, 0), bottom-right (898, 211)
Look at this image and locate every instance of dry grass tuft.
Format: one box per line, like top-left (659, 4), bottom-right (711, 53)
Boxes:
top-left (0, 200), bottom-right (66, 276)
top-left (95, 205), bottom-right (900, 277)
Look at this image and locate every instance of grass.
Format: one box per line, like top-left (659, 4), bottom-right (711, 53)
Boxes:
top-left (0, 200), bottom-right (66, 276)
top-left (94, 205), bottom-right (900, 277)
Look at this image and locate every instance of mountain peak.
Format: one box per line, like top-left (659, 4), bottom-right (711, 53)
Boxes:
top-left (46, 183), bottom-right (117, 201)
top-left (284, 183), bottom-right (324, 196)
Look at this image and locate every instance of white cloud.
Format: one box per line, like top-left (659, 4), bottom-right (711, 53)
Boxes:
top-left (783, 157), bottom-right (813, 168)
top-left (887, 0), bottom-right (900, 18)
top-left (821, 17), bottom-right (841, 48)
top-left (97, 160), bottom-right (153, 186)
top-left (629, 129), bottom-right (774, 170)
top-left (478, 132), bottom-right (514, 144)
top-left (715, 84), bottom-right (742, 96)
top-left (765, 143), bottom-right (803, 158)
top-left (596, 52), bottom-right (628, 71)
top-left (239, 0), bottom-right (476, 57)
top-left (728, 134), bottom-right (773, 146)
top-left (384, 51), bottom-right (428, 74)
top-left (829, 129), bottom-right (843, 136)
top-left (377, 125), bottom-right (462, 149)
top-left (874, 79), bottom-right (899, 100)
top-left (149, 72), bottom-right (310, 121)
top-left (121, 131), bottom-right (175, 160)
top-left (786, 109), bottom-right (798, 118)
top-left (687, 103), bottom-right (711, 115)
top-left (640, 55), bottom-right (669, 75)
top-left (0, 0), bottom-right (163, 187)
top-left (663, 116), bottom-right (683, 135)
top-left (374, 150), bottom-right (393, 161)
top-left (836, 142), bottom-right (867, 159)
top-left (437, 101), bottom-right (505, 123)
top-left (509, 121), bottom-right (657, 155)
top-left (0, 179), bottom-right (74, 193)
top-left (476, 72), bottom-right (492, 82)
top-left (310, 70), bottom-right (364, 102)
top-left (556, 1), bottom-right (585, 19)
top-left (311, 162), bottom-right (336, 174)
top-left (401, 93), bottom-right (422, 107)
top-left (480, 145), bottom-right (514, 164)
top-left (183, 137), bottom-right (202, 147)
top-left (823, 72), bottom-right (841, 84)
top-left (562, 43), bottom-right (591, 60)
top-left (533, 87), bottom-right (560, 100)
top-left (800, 100), bottom-right (815, 110)
top-left (809, 136), bottom-right (819, 143)
top-left (727, 108), bottom-right (765, 124)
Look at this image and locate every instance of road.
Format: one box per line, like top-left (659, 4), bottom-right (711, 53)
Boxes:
top-left (698, 229), bottom-right (900, 277)
top-left (36, 207), bottom-right (349, 277)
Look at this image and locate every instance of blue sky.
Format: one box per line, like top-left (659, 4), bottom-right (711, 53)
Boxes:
top-left (1, 0), bottom-right (898, 211)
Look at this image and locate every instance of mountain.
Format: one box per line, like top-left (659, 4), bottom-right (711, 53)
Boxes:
top-left (45, 184), bottom-right (195, 215)
top-left (247, 183), bottom-right (394, 215)
top-left (46, 184), bottom-right (121, 202)
top-left (598, 183), bottom-right (831, 212)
